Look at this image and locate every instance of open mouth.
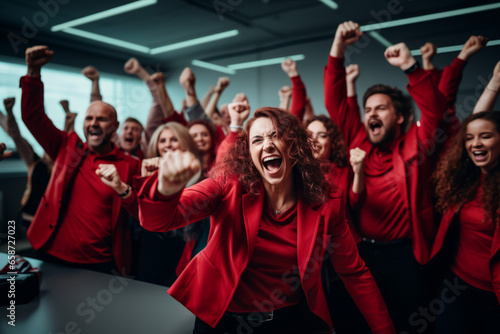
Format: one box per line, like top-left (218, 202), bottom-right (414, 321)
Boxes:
top-left (88, 129), bottom-right (102, 140)
top-left (472, 150), bottom-right (487, 162)
top-left (124, 137), bottom-right (134, 143)
top-left (262, 155), bottom-right (283, 174)
top-left (368, 119), bottom-right (382, 136)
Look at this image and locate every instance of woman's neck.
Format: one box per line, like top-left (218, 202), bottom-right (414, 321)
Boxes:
top-left (264, 175), bottom-right (297, 214)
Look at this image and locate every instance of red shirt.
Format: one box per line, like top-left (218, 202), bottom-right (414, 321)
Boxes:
top-left (46, 145), bottom-right (123, 263)
top-left (451, 181), bottom-right (496, 292)
top-left (228, 202), bottom-right (299, 312)
top-left (351, 146), bottom-right (410, 241)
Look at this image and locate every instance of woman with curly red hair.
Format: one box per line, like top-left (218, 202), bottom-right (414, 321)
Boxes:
top-left (432, 111), bottom-right (500, 334)
top-left (138, 105), bottom-right (394, 334)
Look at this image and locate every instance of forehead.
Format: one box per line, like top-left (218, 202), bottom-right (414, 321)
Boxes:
top-left (467, 119), bottom-right (497, 133)
top-left (307, 120), bottom-right (327, 133)
top-left (86, 102), bottom-right (116, 119)
top-left (365, 93), bottom-right (394, 108)
top-left (160, 128), bottom-right (175, 139)
top-left (123, 121), bottom-right (141, 129)
top-left (249, 117), bottom-right (275, 137)
top-left (189, 124), bottom-right (209, 133)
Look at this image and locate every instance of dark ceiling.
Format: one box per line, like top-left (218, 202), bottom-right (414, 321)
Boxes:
top-left (1, 0), bottom-right (499, 73)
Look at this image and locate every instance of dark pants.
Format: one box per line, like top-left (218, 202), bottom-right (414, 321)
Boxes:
top-left (36, 250), bottom-right (116, 274)
top-left (193, 302), bottom-right (329, 334)
top-left (357, 239), bottom-right (427, 334)
top-left (434, 271), bottom-right (500, 334)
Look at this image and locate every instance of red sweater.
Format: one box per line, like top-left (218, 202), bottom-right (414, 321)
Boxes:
top-left (21, 75), bottom-right (140, 274)
top-left (324, 56), bottom-right (449, 264)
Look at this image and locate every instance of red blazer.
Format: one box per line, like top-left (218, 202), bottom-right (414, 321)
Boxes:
top-left (431, 208), bottom-right (500, 303)
top-left (138, 174), bottom-right (395, 333)
top-left (20, 76), bottom-right (140, 275)
top-left (324, 56), bottom-right (449, 264)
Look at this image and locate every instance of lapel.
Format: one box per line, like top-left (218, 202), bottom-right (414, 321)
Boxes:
top-left (242, 184), bottom-right (264, 257)
top-left (491, 223), bottom-right (500, 263)
top-left (297, 195), bottom-right (321, 278)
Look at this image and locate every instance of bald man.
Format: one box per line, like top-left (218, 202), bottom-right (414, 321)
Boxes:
top-left (21, 46), bottom-right (140, 275)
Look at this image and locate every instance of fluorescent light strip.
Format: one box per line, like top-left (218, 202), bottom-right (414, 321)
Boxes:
top-left (192, 60), bottom-right (236, 75)
top-left (360, 2), bottom-right (500, 31)
top-left (62, 28), bottom-right (150, 53)
top-left (228, 54), bottom-right (305, 70)
top-left (410, 39), bottom-right (500, 56)
top-left (367, 31), bottom-right (392, 48)
top-left (150, 30), bottom-right (239, 55)
top-left (51, 0), bottom-right (157, 32)
top-left (318, 0), bottom-right (339, 10)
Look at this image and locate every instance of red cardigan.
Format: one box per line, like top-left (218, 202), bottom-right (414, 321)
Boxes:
top-left (20, 76), bottom-right (140, 275)
top-left (138, 174), bottom-right (395, 333)
top-left (324, 56), bottom-right (449, 265)
top-left (431, 208), bottom-right (500, 303)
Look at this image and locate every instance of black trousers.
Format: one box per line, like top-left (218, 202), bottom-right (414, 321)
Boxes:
top-left (36, 250), bottom-right (116, 274)
top-left (434, 270), bottom-right (500, 334)
top-left (357, 239), bottom-right (427, 334)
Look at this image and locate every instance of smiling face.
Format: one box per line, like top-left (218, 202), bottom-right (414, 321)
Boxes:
top-left (465, 119), bottom-right (500, 173)
top-left (364, 94), bottom-right (403, 146)
top-left (189, 124), bottom-right (212, 152)
top-left (119, 121), bottom-right (142, 153)
top-left (249, 117), bottom-right (293, 189)
top-left (157, 128), bottom-right (180, 157)
top-left (307, 120), bottom-right (331, 160)
top-left (84, 101), bottom-right (119, 154)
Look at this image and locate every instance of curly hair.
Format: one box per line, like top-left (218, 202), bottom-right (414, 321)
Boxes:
top-left (305, 115), bottom-right (348, 168)
top-left (363, 84), bottom-right (413, 132)
top-left (210, 107), bottom-right (329, 205)
top-left (433, 111), bottom-right (500, 225)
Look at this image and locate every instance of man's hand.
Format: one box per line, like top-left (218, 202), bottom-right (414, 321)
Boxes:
top-left (26, 45), bottom-right (54, 76)
top-left (350, 147), bottom-right (366, 175)
top-left (420, 42), bottom-right (437, 70)
top-left (149, 72), bottom-right (165, 85)
top-left (384, 43), bottom-right (416, 71)
top-left (232, 93), bottom-right (247, 103)
top-left (124, 58), bottom-right (141, 74)
top-left (458, 35), bottom-right (488, 61)
top-left (228, 101), bottom-right (250, 130)
top-left (157, 150), bottom-right (201, 196)
top-left (216, 77), bottom-right (230, 93)
top-left (330, 21), bottom-right (363, 58)
top-left (179, 67), bottom-right (196, 91)
top-left (345, 64), bottom-right (360, 84)
top-left (281, 59), bottom-right (298, 77)
top-left (3, 98), bottom-right (15, 116)
top-left (96, 164), bottom-right (128, 195)
top-left (141, 157), bottom-right (160, 177)
top-left (81, 66), bottom-right (100, 81)
top-left (0, 142), bottom-right (13, 161)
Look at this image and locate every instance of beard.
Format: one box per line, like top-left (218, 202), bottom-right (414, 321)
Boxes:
top-left (367, 125), bottom-right (396, 147)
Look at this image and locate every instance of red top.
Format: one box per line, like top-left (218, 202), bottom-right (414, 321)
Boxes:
top-left (228, 202), bottom-right (299, 312)
top-left (46, 146), bottom-right (123, 263)
top-left (451, 181), bottom-right (496, 292)
top-left (290, 75), bottom-right (306, 120)
top-left (324, 55), bottom-right (449, 263)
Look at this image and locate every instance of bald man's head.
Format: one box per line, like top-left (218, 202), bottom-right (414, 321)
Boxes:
top-left (84, 101), bottom-right (119, 154)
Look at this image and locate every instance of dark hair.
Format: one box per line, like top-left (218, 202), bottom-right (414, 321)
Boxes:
top-left (210, 107), bottom-right (329, 205)
top-left (363, 84), bottom-right (413, 132)
top-left (434, 111), bottom-right (500, 225)
top-left (305, 115), bottom-right (348, 167)
top-left (189, 120), bottom-right (217, 171)
top-left (123, 117), bottom-right (144, 132)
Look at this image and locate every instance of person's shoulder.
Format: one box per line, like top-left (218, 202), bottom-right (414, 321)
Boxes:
top-left (115, 149), bottom-right (140, 165)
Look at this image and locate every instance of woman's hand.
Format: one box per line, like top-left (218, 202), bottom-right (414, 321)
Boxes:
top-left (158, 150), bottom-right (201, 196)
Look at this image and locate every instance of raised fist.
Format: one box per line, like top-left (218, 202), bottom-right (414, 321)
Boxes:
top-left (59, 100), bottom-right (70, 113)
top-left (81, 66), bottom-right (100, 81)
top-left (158, 150), bottom-right (201, 196)
top-left (458, 35), bottom-right (488, 61)
top-left (3, 98), bottom-right (15, 114)
top-left (149, 72), bottom-right (165, 85)
top-left (349, 147), bottom-right (366, 175)
top-left (25, 45), bottom-right (53, 70)
top-left (345, 64), bottom-right (360, 83)
top-left (179, 67), bottom-right (195, 90)
top-left (216, 77), bottom-right (230, 92)
top-left (228, 101), bottom-right (250, 128)
top-left (124, 58), bottom-right (141, 74)
top-left (384, 43), bottom-right (416, 71)
top-left (281, 59), bottom-right (298, 77)
top-left (331, 21), bottom-right (363, 57)
top-left (420, 42), bottom-right (437, 70)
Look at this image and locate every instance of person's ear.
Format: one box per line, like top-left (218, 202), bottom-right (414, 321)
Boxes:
top-left (396, 113), bottom-right (404, 125)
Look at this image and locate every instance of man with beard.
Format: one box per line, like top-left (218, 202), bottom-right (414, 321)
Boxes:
top-left (21, 45), bottom-right (140, 275)
top-left (324, 21), bottom-right (449, 333)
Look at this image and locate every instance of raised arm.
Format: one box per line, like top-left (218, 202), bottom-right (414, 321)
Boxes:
top-left (81, 66), bottom-right (102, 102)
top-left (0, 97), bottom-right (36, 166)
top-left (59, 100), bottom-right (77, 133)
top-left (201, 85), bottom-right (216, 110)
top-left (420, 42), bottom-right (437, 71)
top-left (281, 59), bottom-right (306, 120)
top-left (143, 72), bottom-right (168, 145)
top-left (204, 77), bottom-right (230, 120)
top-left (22, 45), bottom-right (66, 160)
top-left (325, 21), bottom-right (364, 146)
top-left (215, 101), bottom-right (250, 164)
top-left (474, 60), bottom-right (500, 113)
top-left (350, 147), bottom-right (366, 195)
top-left (278, 86), bottom-right (292, 110)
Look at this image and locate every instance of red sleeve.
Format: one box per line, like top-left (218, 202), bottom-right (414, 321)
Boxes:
top-left (438, 58), bottom-right (466, 108)
top-left (347, 96), bottom-right (360, 117)
top-left (119, 159), bottom-right (142, 220)
top-left (324, 56), bottom-right (365, 147)
top-left (162, 111), bottom-right (188, 127)
top-left (138, 174), bottom-right (223, 232)
top-left (405, 68), bottom-right (449, 146)
top-left (213, 125), bottom-right (226, 149)
top-left (427, 68), bottom-right (443, 86)
top-left (215, 130), bottom-right (239, 165)
top-left (289, 75), bottom-right (306, 120)
top-left (20, 76), bottom-right (66, 160)
top-left (328, 196), bottom-right (396, 334)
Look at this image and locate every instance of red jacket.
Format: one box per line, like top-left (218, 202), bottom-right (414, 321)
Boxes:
top-left (431, 208), bottom-right (500, 303)
top-left (138, 174), bottom-right (395, 333)
top-left (324, 56), bottom-right (449, 264)
top-left (20, 76), bottom-right (140, 275)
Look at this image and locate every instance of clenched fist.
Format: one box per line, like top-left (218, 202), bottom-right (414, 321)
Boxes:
top-left (384, 43), bottom-right (416, 71)
top-left (157, 150), bottom-right (201, 196)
